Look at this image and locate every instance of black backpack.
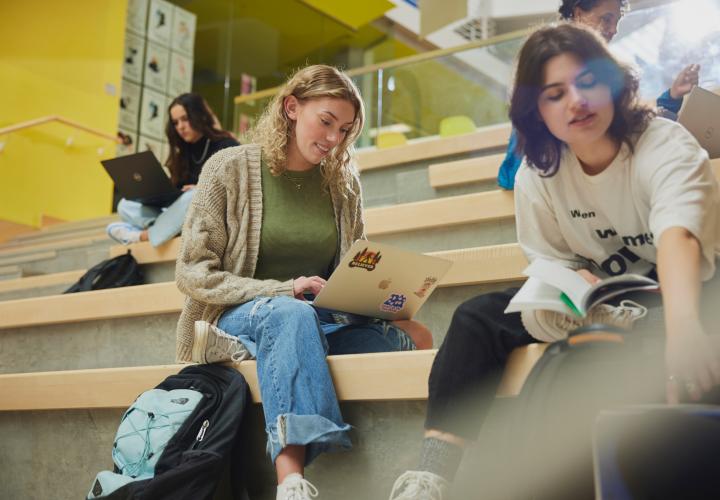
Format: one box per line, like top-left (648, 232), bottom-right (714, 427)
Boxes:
top-left (88, 364), bottom-right (250, 500)
top-left (505, 327), bottom-right (666, 500)
top-left (64, 251), bottom-right (143, 293)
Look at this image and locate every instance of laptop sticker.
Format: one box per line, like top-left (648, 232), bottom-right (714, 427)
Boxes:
top-left (380, 293), bottom-right (407, 314)
top-left (378, 278), bottom-right (392, 289)
top-left (414, 276), bottom-right (438, 298)
top-left (349, 247), bottom-right (382, 271)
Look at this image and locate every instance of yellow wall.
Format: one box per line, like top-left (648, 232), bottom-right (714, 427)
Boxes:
top-left (0, 1), bottom-right (127, 227)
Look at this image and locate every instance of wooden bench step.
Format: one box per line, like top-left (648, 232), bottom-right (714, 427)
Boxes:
top-left (0, 269), bottom-right (85, 294)
top-left (0, 233), bottom-right (108, 258)
top-left (0, 243), bottom-right (527, 329)
top-left (357, 123), bottom-right (510, 172)
top-left (8, 214), bottom-right (118, 243)
top-left (0, 250), bottom-right (57, 267)
top-left (0, 350), bottom-right (437, 410)
top-left (428, 154), bottom-right (720, 191)
top-left (0, 282), bottom-right (183, 329)
top-left (428, 153), bottom-right (504, 189)
top-left (365, 190), bottom-right (514, 236)
top-left (0, 343), bottom-right (547, 412)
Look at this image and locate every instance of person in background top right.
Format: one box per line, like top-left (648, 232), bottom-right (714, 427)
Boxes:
top-left (497, 0), bottom-right (700, 190)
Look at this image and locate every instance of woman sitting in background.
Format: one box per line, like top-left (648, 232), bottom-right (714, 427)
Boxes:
top-left (107, 92), bottom-right (238, 246)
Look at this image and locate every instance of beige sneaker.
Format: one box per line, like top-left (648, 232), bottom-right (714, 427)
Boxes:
top-left (389, 471), bottom-right (449, 500)
top-left (276, 473), bottom-right (318, 500)
top-left (192, 321), bottom-right (251, 364)
top-left (522, 300), bottom-right (648, 342)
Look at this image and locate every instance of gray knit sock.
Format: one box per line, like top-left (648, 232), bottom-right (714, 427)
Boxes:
top-left (418, 437), bottom-right (464, 481)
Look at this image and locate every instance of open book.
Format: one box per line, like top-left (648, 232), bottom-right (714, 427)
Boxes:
top-left (504, 259), bottom-right (659, 317)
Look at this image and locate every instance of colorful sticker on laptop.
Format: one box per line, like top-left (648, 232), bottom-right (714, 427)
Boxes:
top-left (380, 293), bottom-right (407, 313)
top-left (378, 278), bottom-right (392, 289)
top-left (414, 276), bottom-right (438, 298)
top-left (348, 247), bottom-right (382, 271)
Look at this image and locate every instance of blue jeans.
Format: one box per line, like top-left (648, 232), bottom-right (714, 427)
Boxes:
top-left (117, 189), bottom-right (195, 246)
top-left (217, 295), bottom-right (416, 465)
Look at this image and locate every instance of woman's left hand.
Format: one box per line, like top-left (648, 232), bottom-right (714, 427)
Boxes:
top-left (182, 184), bottom-right (196, 192)
top-left (670, 63), bottom-right (700, 99)
top-left (665, 319), bottom-right (720, 403)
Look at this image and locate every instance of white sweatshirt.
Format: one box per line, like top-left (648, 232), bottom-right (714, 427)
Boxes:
top-left (515, 117), bottom-right (720, 281)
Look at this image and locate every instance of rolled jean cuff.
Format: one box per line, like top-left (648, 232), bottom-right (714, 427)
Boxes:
top-left (267, 413), bottom-right (352, 465)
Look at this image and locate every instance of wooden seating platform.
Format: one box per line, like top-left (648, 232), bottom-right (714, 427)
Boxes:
top-left (0, 243), bottom-right (527, 329)
top-left (357, 123), bottom-right (510, 172)
top-left (0, 343), bottom-right (549, 412)
top-left (428, 153), bottom-right (504, 189)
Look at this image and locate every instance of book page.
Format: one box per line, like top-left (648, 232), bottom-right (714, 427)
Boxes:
top-left (504, 277), bottom-right (575, 315)
top-left (523, 259), bottom-right (591, 314)
top-left (585, 275), bottom-right (659, 311)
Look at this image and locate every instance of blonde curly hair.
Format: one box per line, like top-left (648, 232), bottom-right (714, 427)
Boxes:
top-left (250, 65), bottom-right (365, 193)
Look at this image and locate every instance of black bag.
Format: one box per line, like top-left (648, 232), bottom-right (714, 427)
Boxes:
top-left (507, 326), bottom-right (666, 500)
top-left (595, 405), bottom-right (720, 499)
top-left (88, 364), bottom-right (250, 500)
top-left (64, 251), bottom-right (143, 293)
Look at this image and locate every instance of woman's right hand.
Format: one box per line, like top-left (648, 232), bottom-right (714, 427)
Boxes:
top-left (293, 276), bottom-right (326, 300)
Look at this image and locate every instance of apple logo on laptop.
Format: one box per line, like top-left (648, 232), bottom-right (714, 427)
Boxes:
top-left (133, 172), bottom-right (143, 182)
top-left (378, 279), bottom-right (391, 289)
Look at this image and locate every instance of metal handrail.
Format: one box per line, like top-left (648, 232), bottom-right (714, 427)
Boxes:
top-left (0, 115), bottom-right (120, 143)
top-left (233, 27), bottom-right (530, 105)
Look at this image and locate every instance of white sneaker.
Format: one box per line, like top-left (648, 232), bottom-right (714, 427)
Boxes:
top-left (522, 300), bottom-right (648, 342)
top-left (106, 222), bottom-right (142, 245)
top-left (389, 471), bottom-right (449, 500)
top-left (276, 473), bottom-right (318, 500)
top-left (192, 321), bottom-right (251, 364)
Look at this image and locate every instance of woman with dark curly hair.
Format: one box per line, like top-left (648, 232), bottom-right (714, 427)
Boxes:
top-left (107, 93), bottom-right (238, 246)
top-left (390, 23), bottom-right (719, 500)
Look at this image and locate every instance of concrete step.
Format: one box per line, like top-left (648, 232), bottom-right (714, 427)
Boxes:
top-left (0, 243), bottom-right (527, 374)
top-left (0, 269), bottom-right (86, 302)
top-left (0, 346), bottom-right (545, 499)
top-left (358, 125), bottom-right (510, 208)
top-left (0, 239), bottom-right (113, 277)
top-left (7, 214), bottom-right (118, 244)
top-left (0, 227), bottom-right (107, 251)
top-left (0, 265), bottom-right (22, 281)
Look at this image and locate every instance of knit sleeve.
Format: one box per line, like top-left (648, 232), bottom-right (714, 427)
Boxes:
top-left (175, 155), bottom-right (294, 305)
top-left (349, 171), bottom-right (366, 241)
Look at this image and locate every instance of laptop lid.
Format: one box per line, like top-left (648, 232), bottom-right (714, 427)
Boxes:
top-left (312, 240), bottom-right (453, 321)
top-left (101, 150), bottom-right (181, 206)
top-left (678, 87), bottom-right (720, 159)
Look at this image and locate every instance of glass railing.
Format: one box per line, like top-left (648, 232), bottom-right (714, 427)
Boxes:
top-left (234, 29), bottom-right (527, 148)
top-left (234, 0), bottom-right (720, 148)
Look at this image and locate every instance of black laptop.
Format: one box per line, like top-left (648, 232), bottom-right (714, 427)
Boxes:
top-left (101, 150), bottom-right (183, 208)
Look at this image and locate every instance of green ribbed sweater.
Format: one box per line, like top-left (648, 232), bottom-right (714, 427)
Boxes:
top-left (174, 144), bottom-right (365, 362)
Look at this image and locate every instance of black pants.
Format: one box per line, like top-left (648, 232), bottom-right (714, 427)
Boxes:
top-left (425, 288), bottom-right (536, 440)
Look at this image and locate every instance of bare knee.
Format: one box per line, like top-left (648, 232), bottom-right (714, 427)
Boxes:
top-left (393, 319), bottom-right (434, 350)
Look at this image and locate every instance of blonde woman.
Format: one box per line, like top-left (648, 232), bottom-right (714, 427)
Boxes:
top-left (175, 65), bottom-right (431, 499)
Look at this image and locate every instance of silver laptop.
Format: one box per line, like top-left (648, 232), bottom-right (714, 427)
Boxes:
top-left (312, 240), bottom-right (453, 321)
top-left (678, 86), bottom-right (720, 159)
top-left (101, 150), bottom-right (183, 207)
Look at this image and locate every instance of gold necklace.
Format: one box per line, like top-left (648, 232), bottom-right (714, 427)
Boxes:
top-left (282, 171), bottom-right (304, 190)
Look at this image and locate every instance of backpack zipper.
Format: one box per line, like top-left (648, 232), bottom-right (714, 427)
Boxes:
top-left (195, 419), bottom-right (209, 443)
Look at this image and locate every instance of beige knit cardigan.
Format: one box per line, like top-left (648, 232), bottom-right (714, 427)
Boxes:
top-left (174, 144), bottom-right (365, 362)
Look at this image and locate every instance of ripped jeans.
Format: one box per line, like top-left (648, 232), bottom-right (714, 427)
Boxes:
top-left (217, 295), bottom-right (416, 465)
